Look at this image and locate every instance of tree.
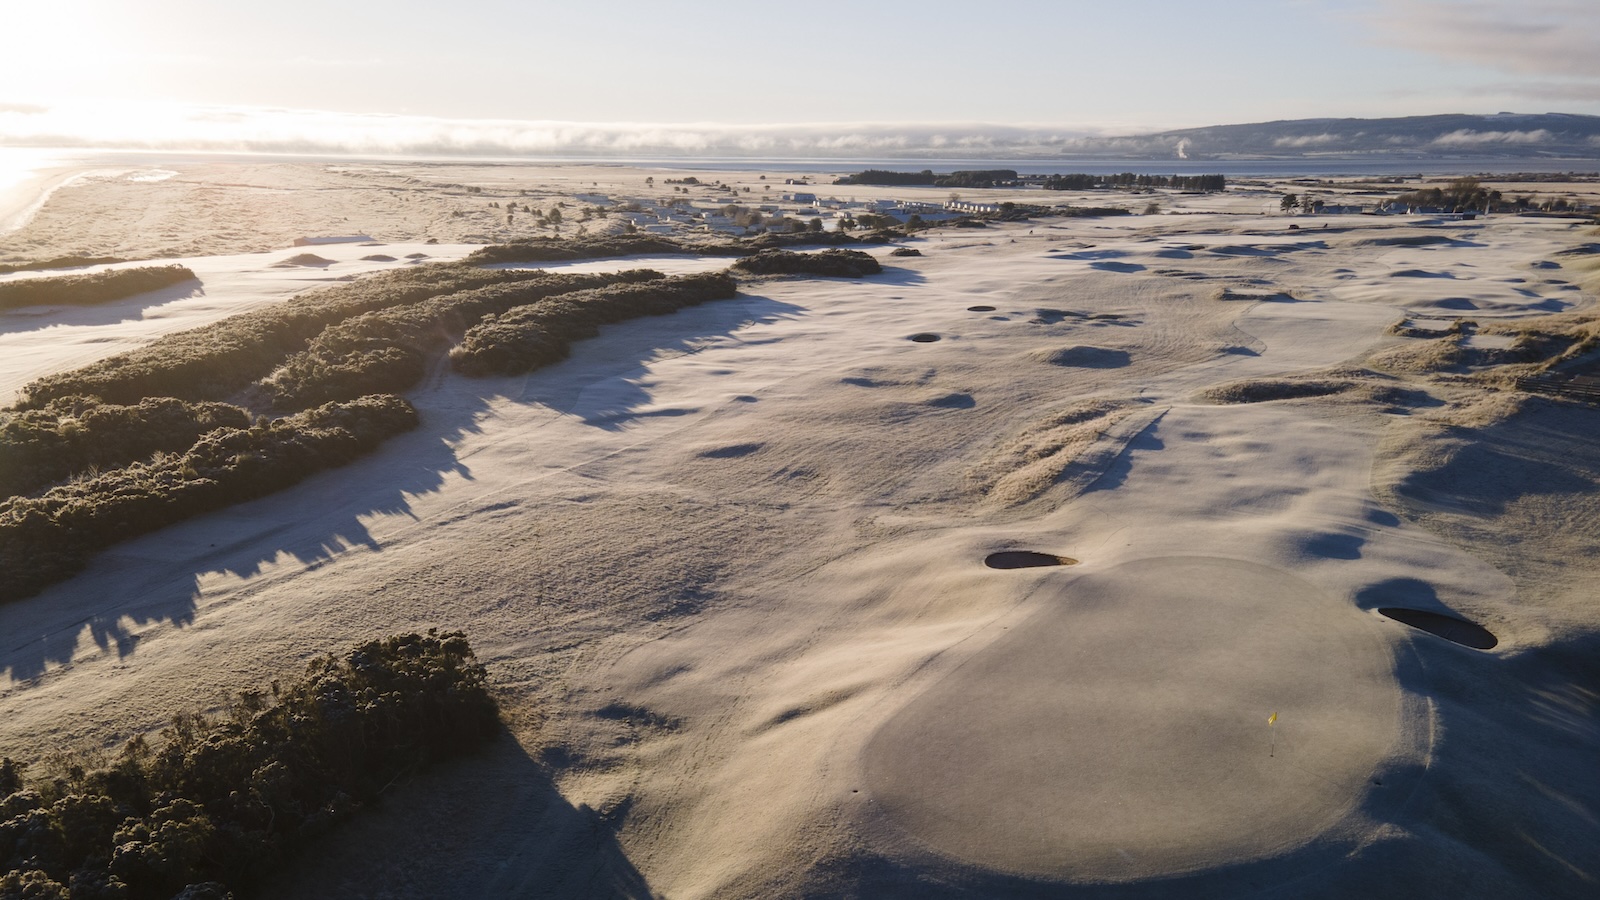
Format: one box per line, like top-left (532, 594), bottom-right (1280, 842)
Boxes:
top-left (808, 217), bottom-right (823, 233)
top-left (1280, 193), bottom-right (1300, 213)
top-left (547, 207), bottom-right (562, 225)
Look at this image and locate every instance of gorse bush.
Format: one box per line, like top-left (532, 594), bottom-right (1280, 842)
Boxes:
top-left (0, 266), bottom-right (196, 312)
top-left (450, 272), bottom-right (738, 377)
top-left (0, 397), bottom-right (250, 499)
top-left (0, 395), bottom-right (418, 601)
top-left (0, 256), bottom-right (129, 276)
top-left (1, 240), bottom-right (885, 601)
top-left (15, 265), bottom-right (554, 409)
top-left (462, 230), bottom-right (874, 267)
top-left (0, 630), bottom-right (499, 899)
top-left (729, 249), bottom-right (881, 278)
top-left (263, 269), bottom-right (664, 409)
top-left (463, 235), bottom-right (712, 265)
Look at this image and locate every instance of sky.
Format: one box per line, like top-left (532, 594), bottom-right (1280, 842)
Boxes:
top-left (1, 0), bottom-right (1597, 158)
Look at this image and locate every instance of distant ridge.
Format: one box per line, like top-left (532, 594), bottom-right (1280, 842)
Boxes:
top-left (1115, 113), bottom-right (1600, 161)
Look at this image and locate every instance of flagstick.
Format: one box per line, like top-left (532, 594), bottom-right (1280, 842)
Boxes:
top-left (1268, 711), bottom-right (1278, 758)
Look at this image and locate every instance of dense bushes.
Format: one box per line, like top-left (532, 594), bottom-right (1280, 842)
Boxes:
top-left (729, 249), bottom-right (882, 278)
top-left (450, 273), bottom-right (738, 377)
top-left (263, 269), bottom-right (665, 409)
top-left (463, 231), bottom-right (873, 267)
top-left (15, 265), bottom-right (554, 409)
top-left (0, 630), bottom-right (499, 899)
top-left (0, 395), bottom-right (418, 601)
top-left (0, 256), bottom-right (129, 276)
top-left (463, 235), bottom-right (709, 265)
top-left (0, 266), bottom-right (197, 312)
top-left (0, 397), bottom-right (250, 499)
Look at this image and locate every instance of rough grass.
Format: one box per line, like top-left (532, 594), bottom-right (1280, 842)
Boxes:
top-left (1212, 287), bottom-right (1294, 302)
top-left (974, 399), bottom-right (1132, 505)
top-left (1197, 379), bottom-right (1357, 404)
top-left (1387, 317), bottom-right (1468, 338)
top-left (0, 265), bottom-right (196, 311)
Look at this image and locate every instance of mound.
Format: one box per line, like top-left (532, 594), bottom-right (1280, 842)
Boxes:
top-left (1198, 379), bottom-right (1354, 404)
top-left (275, 253), bottom-right (336, 267)
top-left (1028, 345), bottom-right (1130, 368)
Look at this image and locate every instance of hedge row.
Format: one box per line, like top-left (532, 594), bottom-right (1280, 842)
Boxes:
top-left (14, 265), bottom-right (554, 409)
top-left (0, 395), bottom-right (418, 601)
top-left (729, 249), bottom-right (882, 278)
top-left (0, 266), bottom-right (197, 312)
top-left (461, 230), bottom-right (879, 267)
top-left (450, 272), bottom-right (739, 377)
top-left (0, 396), bottom-right (250, 499)
top-left (0, 630), bottom-right (499, 899)
top-left (263, 269), bottom-right (665, 409)
top-left (0, 256), bottom-right (129, 276)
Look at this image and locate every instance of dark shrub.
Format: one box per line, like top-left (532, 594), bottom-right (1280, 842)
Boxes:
top-left (0, 631), bottom-right (498, 899)
top-left (451, 273), bottom-right (738, 378)
top-left (15, 265), bottom-right (554, 409)
top-left (0, 397), bottom-right (250, 498)
top-left (264, 269), bottom-right (663, 409)
top-left (0, 266), bottom-right (195, 311)
top-left (0, 395), bottom-right (418, 601)
top-left (730, 249), bottom-right (881, 278)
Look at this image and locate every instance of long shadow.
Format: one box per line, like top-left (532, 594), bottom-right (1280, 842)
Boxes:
top-left (0, 279), bottom-right (204, 335)
top-left (0, 287), bottom-right (804, 681)
top-left (1082, 419), bottom-right (1165, 495)
top-left (265, 731), bottom-right (656, 899)
top-left (1391, 402), bottom-right (1599, 517)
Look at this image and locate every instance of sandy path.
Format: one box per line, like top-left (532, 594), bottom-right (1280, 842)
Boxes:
top-left (2, 201), bottom-right (1597, 898)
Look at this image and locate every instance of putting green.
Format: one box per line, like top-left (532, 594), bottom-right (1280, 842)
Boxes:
top-left (862, 556), bottom-right (1407, 882)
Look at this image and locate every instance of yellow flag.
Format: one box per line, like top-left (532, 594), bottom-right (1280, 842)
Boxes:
top-left (1268, 712), bottom-right (1278, 726)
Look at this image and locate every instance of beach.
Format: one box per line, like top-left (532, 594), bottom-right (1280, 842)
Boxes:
top-left (1, 159), bottom-right (1598, 898)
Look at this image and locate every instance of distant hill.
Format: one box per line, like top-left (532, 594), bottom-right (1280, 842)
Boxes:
top-left (1102, 113), bottom-right (1600, 161)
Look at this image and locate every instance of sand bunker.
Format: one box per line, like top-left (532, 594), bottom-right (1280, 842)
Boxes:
top-left (983, 550), bottom-right (1077, 568)
top-left (861, 556), bottom-right (1405, 884)
top-left (1378, 607), bottom-right (1498, 649)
